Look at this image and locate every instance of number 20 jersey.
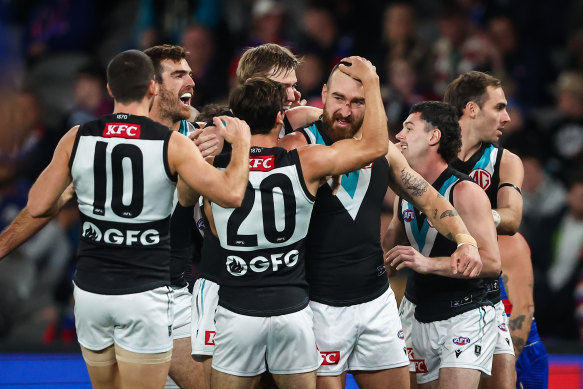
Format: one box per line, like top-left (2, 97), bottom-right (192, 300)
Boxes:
top-left (70, 114), bottom-right (177, 295)
top-left (210, 146), bottom-right (315, 317)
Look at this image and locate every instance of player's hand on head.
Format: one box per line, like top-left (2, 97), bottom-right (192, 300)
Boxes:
top-left (214, 116), bottom-right (251, 145)
top-left (450, 244), bottom-right (482, 278)
top-left (338, 56), bottom-right (378, 84)
top-left (290, 89), bottom-right (306, 108)
top-left (192, 125), bottom-right (223, 157)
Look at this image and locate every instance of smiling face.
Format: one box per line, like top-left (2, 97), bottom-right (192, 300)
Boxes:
top-left (473, 86), bottom-right (511, 143)
top-left (321, 70), bottom-right (365, 142)
top-left (156, 58), bottom-right (195, 123)
top-left (396, 111), bottom-right (434, 168)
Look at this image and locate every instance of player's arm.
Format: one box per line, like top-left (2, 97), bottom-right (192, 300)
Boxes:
top-left (0, 184), bottom-right (75, 260)
top-left (499, 234), bottom-right (534, 357)
top-left (495, 150), bottom-right (524, 235)
top-left (171, 116), bottom-right (250, 209)
top-left (387, 181), bottom-right (500, 278)
top-left (386, 144), bottom-right (480, 275)
top-left (300, 57), bottom-right (388, 191)
top-left (277, 131), bottom-right (309, 151)
top-left (382, 196), bottom-right (409, 276)
top-left (284, 105), bottom-right (322, 131)
top-left (27, 127), bottom-right (77, 218)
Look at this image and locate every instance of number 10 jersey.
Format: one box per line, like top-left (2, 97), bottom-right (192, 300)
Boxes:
top-left (70, 114), bottom-right (177, 295)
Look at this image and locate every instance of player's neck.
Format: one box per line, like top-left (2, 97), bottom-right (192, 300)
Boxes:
top-left (113, 100), bottom-right (151, 118)
top-left (415, 157), bottom-right (448, 185)
top-left (458, 122), bottom-right (482, 161)
top-left (150, 110), bottom-right (180, 131)
top-left (251, 133), bottom-right (278, 148)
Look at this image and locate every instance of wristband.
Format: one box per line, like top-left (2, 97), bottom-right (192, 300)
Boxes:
top-left (454, 233), bottom-right (478, 249)
top-left (492, 209), bottom-right (501, 227)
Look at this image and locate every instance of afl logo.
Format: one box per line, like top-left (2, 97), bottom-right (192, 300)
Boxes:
top-left (402, 209), bottom-right (415, 222)
top-left (470, 169), bottom-right (492, 190)
top-left (498, 323), bottom-right (508, 332)
top-left (398, 330), bottom-right (404, 339)
top-left (453, 336), bottom-right (470, 346)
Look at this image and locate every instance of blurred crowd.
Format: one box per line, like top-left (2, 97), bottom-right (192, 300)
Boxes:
top-left (0, 0), bottom-right (582, 348)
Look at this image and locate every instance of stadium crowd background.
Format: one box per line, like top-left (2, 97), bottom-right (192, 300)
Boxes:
top-left (0, 0), bottom-right (582, 355)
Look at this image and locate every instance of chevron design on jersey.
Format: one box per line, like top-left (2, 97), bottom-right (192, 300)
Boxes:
top-left (329, 168), bottom-right (371, 220)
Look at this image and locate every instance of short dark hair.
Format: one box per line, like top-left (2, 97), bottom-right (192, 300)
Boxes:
top-left (229, 78), bottom-right (285, 135)
top-left (106, 50), bottom-right (154, 104)
top-left (443, 71), bottom-right (502, 117)
top-left (409, 101), bottom-right (461, 163)
top-left (143, 44), bottom-right (187, 82)
top-left (236, 44), bottom-right (300, 84)
top-left (197, 103), bottom-right (231, 125)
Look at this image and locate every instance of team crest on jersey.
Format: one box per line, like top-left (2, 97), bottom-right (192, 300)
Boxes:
top-left (249, 155), bottom-right (275, 171)
top-left (103, 123), bottom-right (141, 138)
top-left (453, 336), bottom-right (470, 346)
top-left (470, 168), bottom-right (492, 190)
top-left (83, 222), bottom-right (103, 241)
top-left (402, 209), bottom-right (415, 222)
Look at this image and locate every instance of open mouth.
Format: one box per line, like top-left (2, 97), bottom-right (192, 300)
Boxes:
top-left (180, 92), bottom-right (192, 107)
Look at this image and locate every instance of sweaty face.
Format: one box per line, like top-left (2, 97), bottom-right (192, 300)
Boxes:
top-left (322, 70), bottom-right (365, 142)
top-left (267, 68), bottom-right (299, 110)
top-left (157, 59), bottom-right (195, 122)
top-left (474, 86), bottom-right (510, 143)
top-left (395, 112), bottom-right (432, 168)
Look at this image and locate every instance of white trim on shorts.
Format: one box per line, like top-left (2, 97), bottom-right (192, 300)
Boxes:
top-left (73, 282), bottom-right (174, 354)
top-left (310, 286), bottom-right (409, 376)
top-left (191, 278), bottom-right (220, 359)
top-left (493, 300), bottom-right (515, 356)
top-left (212, 305), bottom-right (320, 376)
top-left (172, 285), bottom-right (192, 339)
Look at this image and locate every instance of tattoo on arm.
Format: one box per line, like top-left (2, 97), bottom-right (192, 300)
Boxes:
top-left (439, 209), bottom-right (459, 219)
top-left (509, 315), bottom-right (525, 331)
top-left (433, 209), bottom-right (437, 219)
top-left (502, 274), bottom-right (510, 295)
top-left (400, 168), bottom-right (428, 197)
top-left (512, 336), bottom-right (526, 355)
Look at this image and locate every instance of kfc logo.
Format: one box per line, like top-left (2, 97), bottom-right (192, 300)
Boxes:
top-left (320, 351), bottom-right (340, 365)
top-left (249, 156), bottom-right (275, 171)
top-left (205, 331), bottom-right (216, 345)
top-left (402, 209), bottom-right (415, 222)
top-left (103, 123), bottom-right (141, 138)
top-left (470, 169), bottom-right (492, 190)
top-left (407, 348), bottom-right (428, 373)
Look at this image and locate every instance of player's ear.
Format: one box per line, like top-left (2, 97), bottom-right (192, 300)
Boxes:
top-left (466, 101), bottom-right (478, 118)
top-left (428, 128), bottom-right (441, 146)
top-left (321, 84), bottom-right (328, 102)
top-left (106, 84), bottom-right (114, 98)
top-left (276, 111), bottom-right (284, 125)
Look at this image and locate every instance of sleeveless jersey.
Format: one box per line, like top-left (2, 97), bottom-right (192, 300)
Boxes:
top-left (169, 120), bottom-right (198, 288)
top-left (298, 120), bottom-right (390, 306)
top-left (451, 143), bottom-right (504, 305)
top-left (70, 113), bottom-right (176, 294)
top-left (399, 166), bottom-right (490, 322)
top-left (210, 146), bottom-right (315, 317)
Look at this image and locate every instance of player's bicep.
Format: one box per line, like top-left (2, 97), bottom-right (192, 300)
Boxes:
top-left (497, 151), bottom-right (524, 211)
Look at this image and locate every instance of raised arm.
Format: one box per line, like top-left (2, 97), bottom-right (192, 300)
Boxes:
top-left (0, 184), bottom-right (75, 260)
top-left (495, 150), bottom-right (524, 235)
top-left (499, 233), bottom-right (534, 357)
top-left (386, 181), bottom-right (500, 278)
top-left (172, 115), bottom-right (250, 208)
top-left (285, 105), bottom-right (322, 131)
top-left (300, 57), bottom-right (388, 190)
top-left (386, 145), bottom-right (480, 274)
top-left (27, 127), bottom-right (77, 218)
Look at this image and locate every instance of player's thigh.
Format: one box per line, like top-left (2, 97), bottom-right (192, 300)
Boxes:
top-left (115, 344), bottom-right (172, 389)
top-left (352, 366), bottom-right (409, 389)
top-left (435, 367), bottom-right (481, 389)
top-left (211, 368), bottom-right (261, 389)
top-left (169, 337), bottom-right (208, 389)
top-left (272, 371), bottom-right (316, 389)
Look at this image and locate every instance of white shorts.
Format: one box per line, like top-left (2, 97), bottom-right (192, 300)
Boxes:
top-left (73, 283), bottom-right (174, 354)
top-left (191, 278), bottom-right (219, 360)
top-left (310, 286), bottom-right (409, 375)
top-left (212, 305), bottom-right (320, 376)
top-left (398, 296), bottom-right (417, 373)
top-left (408, 305), bottom-right (497, 384)
top-left (172, 285), bottom-right (192, 339)
top-left (493, 300), bottom-right (515, 356)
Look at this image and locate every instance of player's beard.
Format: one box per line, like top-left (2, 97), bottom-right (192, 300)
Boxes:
top-left (158, 86), bottom-right (192, 123)
top-left (321, 108), bottom-right (364, 143)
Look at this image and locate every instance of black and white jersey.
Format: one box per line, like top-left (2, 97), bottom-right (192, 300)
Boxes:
top-left (70, 113), bottom-right (176, 295)
top-left (211, 146), bottom-right (315, 317)
top-left (398, 166), bottom-right (490, 322)
top-left (297, 120), bottom-right (390, 306)
top-left (451, 143), bottom-right (504, 305)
